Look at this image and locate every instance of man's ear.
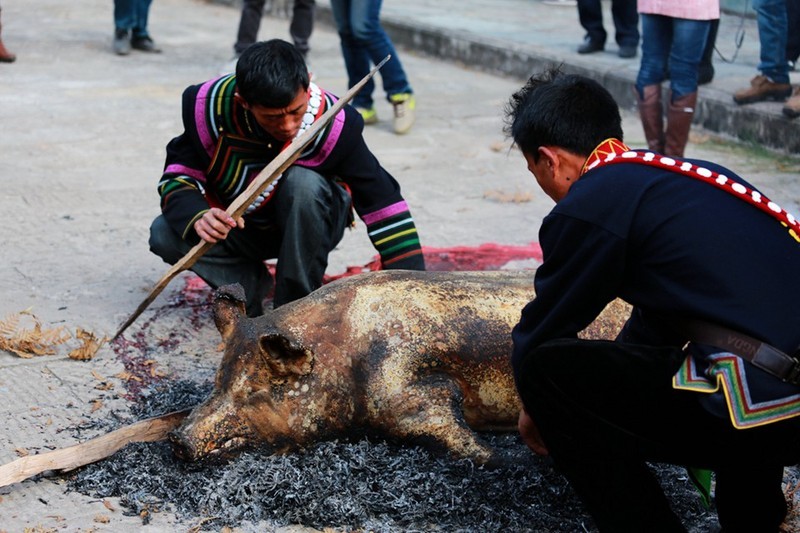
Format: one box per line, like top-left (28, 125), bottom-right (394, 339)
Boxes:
top-left (537, 146), bottom-right (559, 173)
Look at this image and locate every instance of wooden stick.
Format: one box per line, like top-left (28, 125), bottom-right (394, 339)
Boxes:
top-left (0, 409), bottom-right (190, 488)
top-left (109, 55), bottom-right (390, 342)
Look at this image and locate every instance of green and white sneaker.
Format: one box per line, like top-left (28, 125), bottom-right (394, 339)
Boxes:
top-left (390, 93), bottom-right (415, 134)
top-left (357, 106), bottom-right (378, 125)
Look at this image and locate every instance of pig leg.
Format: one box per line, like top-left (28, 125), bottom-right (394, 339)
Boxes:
top-left (375, 375), bottom-right (497, 464)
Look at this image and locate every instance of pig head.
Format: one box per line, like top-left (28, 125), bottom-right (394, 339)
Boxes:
top-left (170, 270), bottom-right (630, 464)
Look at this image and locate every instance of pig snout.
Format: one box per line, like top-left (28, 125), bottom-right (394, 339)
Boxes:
top-left (168, 399), bottom-right (256, 462)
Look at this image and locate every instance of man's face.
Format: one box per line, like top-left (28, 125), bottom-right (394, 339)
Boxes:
top-left (242, 87), bottom-right (309, 142)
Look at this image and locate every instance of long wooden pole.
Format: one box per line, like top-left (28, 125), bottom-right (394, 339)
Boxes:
top-left (0, 409), bottom-right (190, 488)
top-left (110, 56), bottom-right (390, 342)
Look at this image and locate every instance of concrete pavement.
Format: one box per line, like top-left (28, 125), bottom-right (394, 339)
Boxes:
top-left (0, 0), bottom-right (799, 531)
top-left (312, 0), bottom-right (800, 154)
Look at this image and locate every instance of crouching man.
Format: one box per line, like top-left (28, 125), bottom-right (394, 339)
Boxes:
top-left (506, 68), bottom-right (800, 532)
top-left (149, 39), bottom-right (424, 316)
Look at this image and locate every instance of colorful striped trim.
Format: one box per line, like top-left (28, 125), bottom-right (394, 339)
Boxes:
top-left (158, 175), bottom-right (206, 199)
top-left (383, 248), bottom-right (424, 265)
top-left (362, 201), bottom-right (410, 226)
top-left (163, 164), bottom-right (207, 182)
top-left (365, 207), bottom-right (421, 264)
top-left (195, 76), bottom-right (225, 156)
top-left (673, 353), bottom-right (800, 429)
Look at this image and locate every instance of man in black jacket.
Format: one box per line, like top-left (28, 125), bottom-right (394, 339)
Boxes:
top-left (506, 68), bottom-right (800, 532)
top-left (149, 40), bottom-right (424, 316)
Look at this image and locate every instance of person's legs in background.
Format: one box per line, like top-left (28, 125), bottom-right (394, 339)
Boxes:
top-left (635, 14), bottom-right (672, 153)
top-left (576, 0), bottom-right (606, 53)
top-left (663, 17), bottom-right (709, 157)
top-left (113, 0), bottom-right (159, 55)
top-left (734, 0), bottom-right (791, 104)
top-left (610, 0), bottom-right (639, 58)
top-left (331, 0), bottom-right (415, 133)
top-left (290, 0), bottom-right (315, 57)
top-left (782, 0), bottom-right (800, 117)
top-left (234, 0), bottom-right (267, 56)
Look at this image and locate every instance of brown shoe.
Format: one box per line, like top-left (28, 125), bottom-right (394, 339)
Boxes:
top-left (733, 75), bottom-right (792, 105)
top-left (783, 86), bottom-right (800, 118)
top-left (0, 38), bottom-right (14, 63)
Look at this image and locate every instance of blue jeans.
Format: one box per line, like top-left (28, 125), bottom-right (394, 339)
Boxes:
top-left (753, 0), bottom-right (789, 83)
top-left (114, 0), bottom-right (153, 37)
top-left (329, 0), bottom-right (413, 109)
top-left (636, 15), bottom-right (710, 100)
top-left (149, 166), bottom-right (351, 314)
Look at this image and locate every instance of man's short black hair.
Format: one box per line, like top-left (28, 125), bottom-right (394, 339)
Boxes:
top-left (236, 39), bottom-right (310, 108)
top-left (504, 66), bottom-right (623, 161)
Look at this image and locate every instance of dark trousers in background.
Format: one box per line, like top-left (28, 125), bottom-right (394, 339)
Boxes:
top-left (577, 0), bottom-right (639, 48)
top-left (516, 338), bottom-right (800, 533)
top-left (235, 0), bottom-right (316, 56)
top-left (787, 0), bottom-right (800, 64)
top-left (149, 166), bottom-right (351, 315)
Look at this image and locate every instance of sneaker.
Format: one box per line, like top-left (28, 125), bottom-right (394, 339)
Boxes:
top-left (390, 93), bottom-right (415, 134)
top-left (733, 75), bottom-right (792, 105)
top-left (357, 106), bottom-right (378, 125)
top-left (0, 38), bottom-right (16, 63)
top-left (113, 28), bottom-right (131, 56)
top-left (618, 45), bottom-right (637, 59)
top-left (783, 86), bottom-right (800, 118)
top-left (131, 35), bottom-right (161, 53)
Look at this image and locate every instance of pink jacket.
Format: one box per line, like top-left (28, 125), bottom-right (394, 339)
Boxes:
top-left (637, 0), bottom-right (719, 20)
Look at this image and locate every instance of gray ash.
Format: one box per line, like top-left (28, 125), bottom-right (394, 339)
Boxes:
top-left (66, 381), bottom-right (718, 532)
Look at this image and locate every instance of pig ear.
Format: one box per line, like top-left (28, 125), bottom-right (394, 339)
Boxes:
top-left (258, 333), bottom-right (314, 378)
top-left (213, 284), bottom-right (247, 342)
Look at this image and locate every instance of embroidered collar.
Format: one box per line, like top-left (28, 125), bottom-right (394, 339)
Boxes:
top-left (580, 138), bottom-right (630, 176)
top-left (586, 143), bottom-right (800, 244)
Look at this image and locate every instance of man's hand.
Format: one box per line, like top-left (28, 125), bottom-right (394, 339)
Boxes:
top-left (194, 208), bottom-right (244, 244)
top-left (518, 408), bottom-right (549, 456)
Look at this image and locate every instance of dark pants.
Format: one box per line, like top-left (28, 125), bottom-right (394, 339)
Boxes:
top-left (577, 0), bottom-right (639, 47)
top-left (235, 0), bottom-right (316, 55)
top-left (516, 338), bottom-right (800, 533)
top-left (149, 166), bottom-right (350, 315)
top-left (787, 0), bottom-right (800, 63)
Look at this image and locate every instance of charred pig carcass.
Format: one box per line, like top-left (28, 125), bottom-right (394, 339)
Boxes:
top-left (169, 270), bottom-right (629, 464)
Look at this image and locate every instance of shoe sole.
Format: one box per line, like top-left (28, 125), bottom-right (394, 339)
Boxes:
top-left (783, 107), bottom-right (800, 118)
top-left (733, 92), bottom-right (792, 105)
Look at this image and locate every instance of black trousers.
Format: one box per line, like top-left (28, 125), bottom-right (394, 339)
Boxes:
top-left (577, 0), bottom-right (639, 48)
top-left (235, 0), bottom-right (316, 55)
top-left (149, 166), bottom-right (350, 315)
top-left (516, 338), bottom-right (800, 533)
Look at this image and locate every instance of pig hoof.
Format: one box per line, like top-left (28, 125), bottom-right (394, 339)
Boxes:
top-left (168, 431), bottom-right (199, 462)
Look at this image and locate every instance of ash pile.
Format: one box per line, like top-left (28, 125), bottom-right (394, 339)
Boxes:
top-left (67, 381), bottom-right (716, 532)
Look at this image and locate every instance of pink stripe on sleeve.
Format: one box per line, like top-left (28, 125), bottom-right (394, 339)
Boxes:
top-left (362, 201), bottom-right (409, 225)
top-left (164, 164), bottom-right (207, 182)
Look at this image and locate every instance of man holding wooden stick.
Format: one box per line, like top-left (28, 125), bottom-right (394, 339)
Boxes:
top-left (149, 39), bottom-right (425, 316)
